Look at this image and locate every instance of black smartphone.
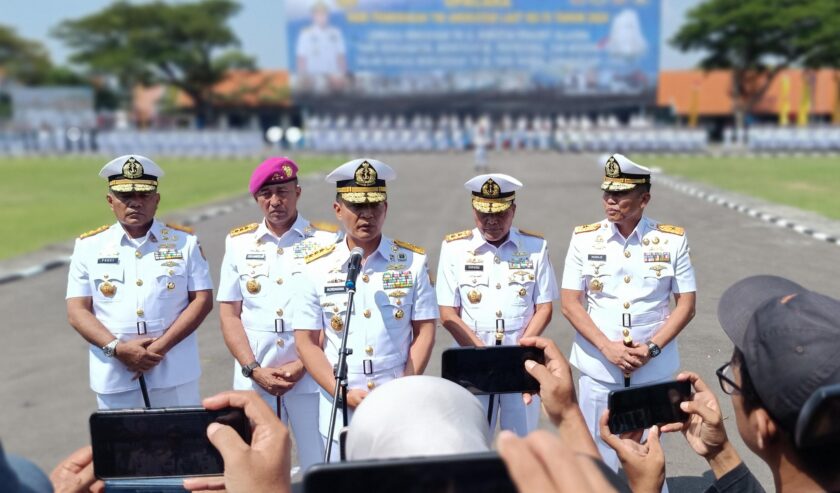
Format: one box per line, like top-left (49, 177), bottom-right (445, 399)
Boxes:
top-left (442, 346), bottom-right (545, 394)
top-left (90, 407), bottom-right (251, 480)
top-left (303, 452), bottom-right (516, 493)
top-left (608, 380), bottom-right (692, 434)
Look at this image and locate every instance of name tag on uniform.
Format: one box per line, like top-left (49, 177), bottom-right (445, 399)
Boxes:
top-left (324, 286), bottom-right (347, 294)
top-left (97, 257), bottom-right (119, 264)
top-left (246, 253), bottom-right (266, 260)
top-left (588, 254), bottom-right (606, 261)
top-left (464, 265), bottom-right (483, 271)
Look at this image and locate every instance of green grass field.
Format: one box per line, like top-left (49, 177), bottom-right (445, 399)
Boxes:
top-left (0, 155), bottom-right (342, 260)
top-left (635, 155), bottom-right (840, 220)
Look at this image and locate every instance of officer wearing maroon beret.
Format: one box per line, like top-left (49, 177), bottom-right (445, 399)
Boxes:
top-left (217, 156), bottom-right (339, 471)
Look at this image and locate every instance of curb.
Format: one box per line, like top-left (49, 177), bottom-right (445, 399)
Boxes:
top-left (656, 175), bottom-right (840, 247)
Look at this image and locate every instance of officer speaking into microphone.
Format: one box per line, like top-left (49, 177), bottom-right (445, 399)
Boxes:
top-left (293, 158), bottom-right (438, 461)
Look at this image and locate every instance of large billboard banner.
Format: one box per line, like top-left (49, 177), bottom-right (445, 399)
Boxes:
top-left (287, 0), bottom-right (660, 97)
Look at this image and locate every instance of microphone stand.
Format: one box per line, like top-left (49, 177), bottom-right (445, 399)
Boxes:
top-left (487, 321), bottom-right (504, 426)
top-left (324, 283), bottom-right (357, 461)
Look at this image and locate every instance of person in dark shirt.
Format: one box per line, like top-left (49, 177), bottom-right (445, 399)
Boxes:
top-left (603, 275), bottom-right (840, 493)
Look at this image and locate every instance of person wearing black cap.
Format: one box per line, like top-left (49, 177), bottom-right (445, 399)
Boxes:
top-left (560, 153), bottom-right (697, 473)
top-left (604, 275), bottom-right (840, 493)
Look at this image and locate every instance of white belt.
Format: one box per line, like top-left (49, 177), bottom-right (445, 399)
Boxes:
top-left (244, 319), bottom-right (289, 333)
top-left (462, 313), bottom-right (528, 334)
top-left (589, 307), bottom-right (669, 327)
top-left (336, 353), bottom-right (405, 375)
top-left (108, 319), bottom-right (165, 335)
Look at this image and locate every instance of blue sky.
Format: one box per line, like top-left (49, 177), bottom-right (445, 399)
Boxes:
top-left (4, 0), bottom-right (703, 70)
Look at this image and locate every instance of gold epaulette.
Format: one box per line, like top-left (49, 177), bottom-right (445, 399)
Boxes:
top-left (305, 244), bottom-right (335, 263)
top-left (79, 224), bottom-right (109, 239)
top-left (445, 229), bottom-right (473, 242)
top-left (657, 224), bottom-right (685, 236)
top-left (310, 221), bottom-right (339, 233)
top-left (229, 223), bottom-right (258, 237)
top-left (394, 239), bottom-right (425, 255)
top-left (166, 223), bottom-right (194, 235)
top-left (574, 222), bottom-right (601, 234)
top-left (518, 228), bottom-right (544, 239)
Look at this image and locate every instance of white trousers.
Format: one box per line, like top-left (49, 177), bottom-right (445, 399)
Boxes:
top-left (257, 391), bottom-right (323, 472)
top-left (578, 374), bottom-right (670, 493)
top-left (477, 393), bottom-right (540, 437)
top-left (95, 379), bottom-right (200, 410)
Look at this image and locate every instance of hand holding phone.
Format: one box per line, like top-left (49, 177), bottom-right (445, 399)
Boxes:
top-left (90, 406), bottom-right (251, 480)
top-left (607, 380), bottom-right (692, 434)
top-left (183, 391), bottom-right (292, 493)
top-left (442, 346), bottom-right (545, 394)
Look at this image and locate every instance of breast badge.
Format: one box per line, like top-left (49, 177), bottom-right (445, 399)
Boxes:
top-left (330, 314), bottom-right (344, 331)
top-left (100, 281), bottom-right (116, 297)
top-left (467, 290), bottom-right (482, 303)
top-left (246, 278), bottom-right (261, 294)
top-left (394, 309), bottom-right (405, 319)
top-left (590, 279), bottom-right (604, 292)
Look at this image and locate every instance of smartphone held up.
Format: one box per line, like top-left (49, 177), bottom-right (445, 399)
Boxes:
top-left (442, 346), bottom-right (545, 394)
top-left (90, 407), bottom-right (251, 480)
top-left (608, 380), bottom-right (692, 434)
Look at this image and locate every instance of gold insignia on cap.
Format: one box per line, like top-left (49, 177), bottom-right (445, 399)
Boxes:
top-left (282, 164), bottom-right (292, 177)
top-left (606, 156), bottom-right (620, 177)
top-left (355, 161), bottom-right (377, 186)
top-left (123, 157), bottom-right (144, 179)
top-left (481, 178), bottom-right (501, 198)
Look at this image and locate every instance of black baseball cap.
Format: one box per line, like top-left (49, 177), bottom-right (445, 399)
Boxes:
top-left (717, 275), bottom-right (840, 431)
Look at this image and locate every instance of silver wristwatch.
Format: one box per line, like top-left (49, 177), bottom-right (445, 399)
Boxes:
top-left (101, 339), bottom-right (119, 358)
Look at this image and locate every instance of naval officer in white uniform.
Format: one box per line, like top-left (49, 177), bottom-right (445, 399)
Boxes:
top-left (436, 174), bottom-right (558, 436)
top-left (560, 154), bottom-right (696, 472)
top-left (293, 158), bottom-right (438, 461)
top-left (216, 157), bottom-right (338, 470)
top-left (66, 155), bottom-right (213, 409)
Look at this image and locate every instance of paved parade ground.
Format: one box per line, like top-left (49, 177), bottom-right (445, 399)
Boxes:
top-left (4, 151), bottom-right (839, 490)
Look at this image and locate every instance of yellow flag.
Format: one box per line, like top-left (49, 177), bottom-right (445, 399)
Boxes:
top-left (797, 78), bottom-right (811, 127)
top-left (833, 76), bottom-right (840, 125)
top-left (779, 75), bottom-right (790, 126)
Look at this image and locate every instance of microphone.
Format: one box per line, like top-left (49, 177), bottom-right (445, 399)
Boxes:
top-left (345, 247), bottom-right (364, 290)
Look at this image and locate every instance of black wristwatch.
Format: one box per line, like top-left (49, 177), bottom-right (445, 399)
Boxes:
top-left (646, 341), bottom-right (661, 358)
top-left (241, 361), bottom-right (260, 378)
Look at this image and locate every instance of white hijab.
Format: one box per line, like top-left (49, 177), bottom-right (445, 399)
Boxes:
top-left (345, 376), bottom-right (491, 460)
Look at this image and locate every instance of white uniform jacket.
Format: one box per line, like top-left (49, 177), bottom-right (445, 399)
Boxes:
top-left (66, 220), bottom-right (213, 394)
top-left (436, 227), bottom-right (558, 345)
top-left (561, 217), bottom-right (696, 384)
